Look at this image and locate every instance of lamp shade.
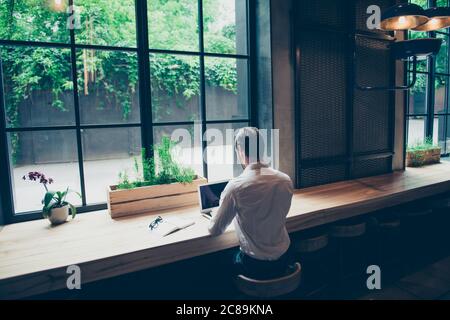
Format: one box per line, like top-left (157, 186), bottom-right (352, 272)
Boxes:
top-left (380, 3), bottom-right (428, 31)
top-left (390, 38), bottom-right (442, 60)
top-left (412, 7), bottom-right (450, 31)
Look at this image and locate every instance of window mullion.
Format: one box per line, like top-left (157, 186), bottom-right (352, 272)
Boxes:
top-left (68, 0), bottom-right (87, 206)
top-left (198, 0), bottom-right (208, 180)
top-left (136, 0), bottom-right (154, 159)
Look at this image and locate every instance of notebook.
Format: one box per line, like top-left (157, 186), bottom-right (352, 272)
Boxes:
top-left (149, 216), bottom-right (195, 237)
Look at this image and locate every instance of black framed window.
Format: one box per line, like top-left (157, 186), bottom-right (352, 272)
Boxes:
top-left (0, 0), bottom-right (252, 223)
top-left (407, 0), bottom-right (450, 156)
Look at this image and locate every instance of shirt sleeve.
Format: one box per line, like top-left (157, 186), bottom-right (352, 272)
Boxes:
top-left (208, 186), bottom-right (237, 236)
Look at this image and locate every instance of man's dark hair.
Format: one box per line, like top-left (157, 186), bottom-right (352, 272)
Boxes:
top-left (234, 127), bottom-right (265, 163)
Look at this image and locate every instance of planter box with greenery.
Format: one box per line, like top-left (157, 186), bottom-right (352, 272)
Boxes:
top-left (406, 138), bottom-right (441, 167)
top-left (108, 137), bottom-right (207, 218)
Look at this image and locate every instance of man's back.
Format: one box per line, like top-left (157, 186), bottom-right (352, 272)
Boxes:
top-left (209, 163), bottom-right (294, 261)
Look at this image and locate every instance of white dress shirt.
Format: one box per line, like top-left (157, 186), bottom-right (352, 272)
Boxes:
top-left (208, 163), bottom-right (294, 261)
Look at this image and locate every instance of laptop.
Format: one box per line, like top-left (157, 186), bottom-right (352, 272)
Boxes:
top-left (198, 180), bottom-right (229, 220)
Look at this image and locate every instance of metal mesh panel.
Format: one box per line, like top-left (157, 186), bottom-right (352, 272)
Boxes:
top-left (355, 0), bottom-right (395, 33)
top-left (353, 37), bottom-right (391, 153)
top-left (297, 0), bottom-right (350, 30)
top-left (300, 164), bottom-right (347, 188)
top-left (353, 157), bottom-right (392, 178)
top-left (298, 31), bottom-right (347, 160)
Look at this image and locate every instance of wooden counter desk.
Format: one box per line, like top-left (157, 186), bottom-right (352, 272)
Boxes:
top-left (1, 163), bottom-right (450, 299)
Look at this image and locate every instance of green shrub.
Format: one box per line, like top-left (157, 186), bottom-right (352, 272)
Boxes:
top-left (117, 136), bottom-right (196, 190)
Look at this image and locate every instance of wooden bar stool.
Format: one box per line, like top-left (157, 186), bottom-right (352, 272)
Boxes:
top-left (397, 203), bottom-right (433, 271)
top-left (291, 228), bottom-right (329, 297)
top-left (235, 263), bottom-right (302, 298)
top-left (330, 218), bottom-right (368, 296)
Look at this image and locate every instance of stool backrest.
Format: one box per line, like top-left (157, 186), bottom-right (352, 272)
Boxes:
top-left (235, 262), bottom-right (301, 298)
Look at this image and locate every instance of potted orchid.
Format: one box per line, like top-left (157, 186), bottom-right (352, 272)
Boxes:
top-left (23, 172), bottom-right (81, 225)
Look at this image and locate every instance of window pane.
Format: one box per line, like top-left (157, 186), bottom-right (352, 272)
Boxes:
top-left (436, 33), bottom-right (448, 74)
top-left (437, 0), bottom-right (448, 8)
top-left (408, 31), bottom-right (428, 72)
top-left (435, 115), bottom-right (446, 152)
top-left (77, 50), bottom-right (140, 125)
top-left (205, 57), bottom-right (248, 121)
top-left (206, 122), bottom-right (248, 181)
top-left (74, 0), bottom-right (136, 47)
top-left (203, 0), bottom-right (248, 55)
top-left (148, 0), bottom-right (198, 52)
top-left (9, 130), bottom-right (81, 213)
top-left (82, 127), bottom-right (141, 204)
top-left (408, 73), bottom-right (427, 115)
top-left (435, 75), bottom-right (447, 114)
top-left (1, 46), bottom-right (75, 128)
top-left (153, 124), bottom-right (203, 177)
top-left (0, 0), bottom-right (70, 43)
top-left (447, 116), bottom-right (450, 154)
top-left (150, 54), bottom-right (200, 123)
top-left (407, 116), bottom-right (427, 147)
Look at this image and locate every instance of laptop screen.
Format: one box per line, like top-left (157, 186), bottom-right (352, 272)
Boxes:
top-left (199, 181), bottom-right (229, 211)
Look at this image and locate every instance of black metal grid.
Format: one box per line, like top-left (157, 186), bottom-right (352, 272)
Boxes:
top-left (0, 0), bottom-right (253, 224)
top-left (294, 0), bottom-right (395, 188)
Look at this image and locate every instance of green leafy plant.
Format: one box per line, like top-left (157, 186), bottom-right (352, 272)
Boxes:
top-left (22, 171), bottom-right (81, 219)
top-left (42, 188), bottom-right (81, 219)
top-left (407, 136), bottom-right (439, 152)
top-left (117, 136), bottom-right (196, 190)
top-left (407, 136), bottom-right (441, 167)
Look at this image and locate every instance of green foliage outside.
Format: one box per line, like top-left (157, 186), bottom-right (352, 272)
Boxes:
top-left (0, 0), bottom-right (240, 161)
top-left (117, 136), bottom-right (196, 190)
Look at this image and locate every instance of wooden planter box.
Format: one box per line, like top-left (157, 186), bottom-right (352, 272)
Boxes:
top-left (107, 177), bottom-right (207, 218)
top-left (406, 148), bottom-right (441, 167)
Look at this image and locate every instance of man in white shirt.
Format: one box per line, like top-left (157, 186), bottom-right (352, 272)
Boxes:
top-left (208, 127), bottom-right (294, 280)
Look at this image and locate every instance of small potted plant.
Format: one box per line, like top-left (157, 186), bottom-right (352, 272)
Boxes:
top-left (23, 172), bottom-right (81, 225)
top-left (406, 137), bottom-right (441, 167)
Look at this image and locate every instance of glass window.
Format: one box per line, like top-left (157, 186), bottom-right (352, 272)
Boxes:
top-left (82, 127), bottom-right (141, 204)
top-left (205, 57), bottom-right (248, 121)
top-left (74, 0), bottom-right (136, 47)
top-left (153, 124), bottom-right (203, 178)
top-left (435, 75), bottom-right (447, 114)
top-left (9, 130), bottom-right (81, 213)
top-left (203, 0), bottom-right (248, 55)
top-left (0, 0), bottom-right (70, 43)
top-left (407, 116), bottom-right (427, 148)
top-left (150, 54), bottom-right (201, 123)
top-left (148, 0), bottom-right (198, 52)
top-left (408, 73), bottom-right (428, 115)
top-left (2, 46), bottom-right (75, 128)
top-left (0, 0), bottom-right (250, 221)
top-left (77, 50), bottom-right (140, 125)
top-left (436, 33), bottom-right (448, 74)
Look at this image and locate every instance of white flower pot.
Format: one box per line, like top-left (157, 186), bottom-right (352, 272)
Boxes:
top-left (48, 205), bottom-right (69, 225)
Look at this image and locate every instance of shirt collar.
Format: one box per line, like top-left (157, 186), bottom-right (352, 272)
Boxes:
top-left (243, 162), bottom-right (269, 175)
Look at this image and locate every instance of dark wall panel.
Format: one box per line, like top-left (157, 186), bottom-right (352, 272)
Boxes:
top-left (297, 0), bottom-right (350, 30)
top-left (354, 37), bottom-right (391, 154)
top-left (298, 32), bottom-right (347, 160)
top-left (295, 0), bottom-right (395, 188)
top-left (353, 157), bottom-right (392, 179)
top-left (300, 164), bottom-right (347, 188)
